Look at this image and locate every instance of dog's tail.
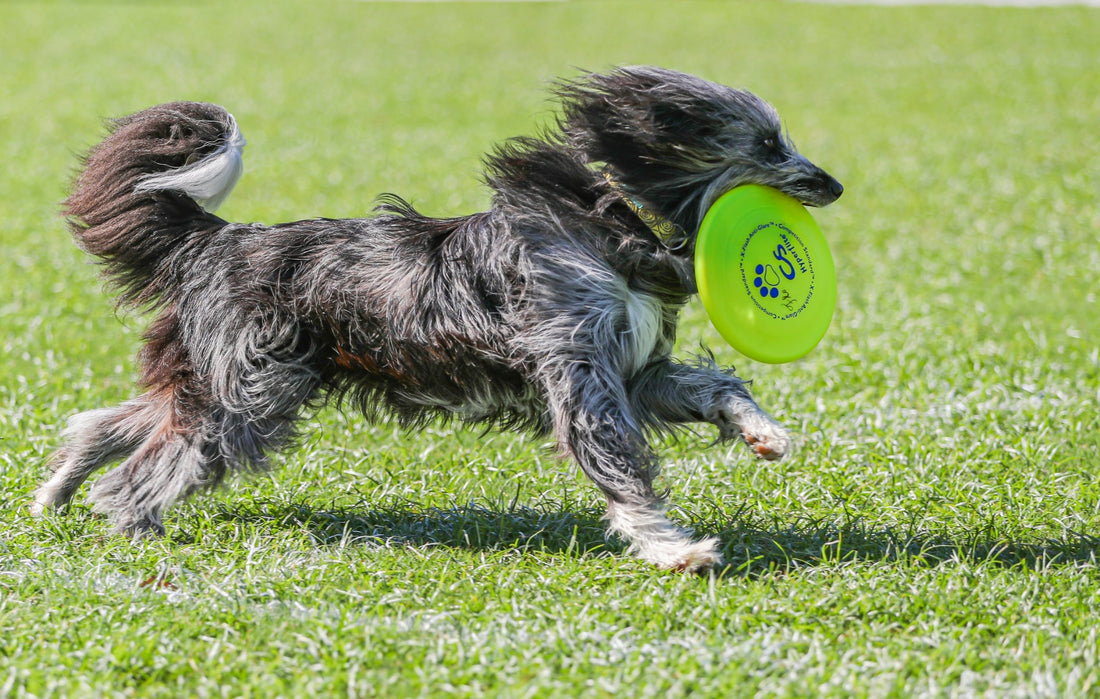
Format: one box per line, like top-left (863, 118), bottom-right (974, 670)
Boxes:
top-left (66, 102), bottom-right (245, 308)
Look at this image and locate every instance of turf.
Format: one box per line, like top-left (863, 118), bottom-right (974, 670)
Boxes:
top-left (2, 0), bottom-right (1100, 696)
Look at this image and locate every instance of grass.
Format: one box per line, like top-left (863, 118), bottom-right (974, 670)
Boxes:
top-left (2, 0), bottom-right (1100, 696)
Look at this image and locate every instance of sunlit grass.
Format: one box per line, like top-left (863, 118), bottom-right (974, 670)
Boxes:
top-left (2, 1), bottom-right (1099, 696)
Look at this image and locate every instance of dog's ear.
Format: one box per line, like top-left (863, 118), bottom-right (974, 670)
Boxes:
top-left (649, 99), bottom-right (726, 144)
top-left (558, 68), bottom-right (658, 148)
top-left (556, 67), bottom-right (726, 170)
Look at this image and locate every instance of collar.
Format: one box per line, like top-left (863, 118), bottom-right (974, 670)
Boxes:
top-left (601, 170), bottom-right (687, 245)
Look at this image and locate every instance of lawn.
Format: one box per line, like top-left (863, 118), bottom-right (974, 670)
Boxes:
top-left (2, 0), bottom-right (1099, 696)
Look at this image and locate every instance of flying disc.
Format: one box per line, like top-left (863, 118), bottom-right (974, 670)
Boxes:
top-left (694, 185), bottom-right (836, 364)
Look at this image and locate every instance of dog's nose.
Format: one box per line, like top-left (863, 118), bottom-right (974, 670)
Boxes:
top-left (827, 177), bottom-right (844, 200)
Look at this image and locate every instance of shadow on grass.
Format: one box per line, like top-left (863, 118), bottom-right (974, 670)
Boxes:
top-left (211, 500), bottom-right (1100, 577)
top-left (713, 514), bottom-right (1100, 578)
top-left (213, 499), bottom-right (619, 558)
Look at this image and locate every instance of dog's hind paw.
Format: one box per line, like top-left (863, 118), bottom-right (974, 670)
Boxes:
top-left (29, 482), bottom-right (67, 517)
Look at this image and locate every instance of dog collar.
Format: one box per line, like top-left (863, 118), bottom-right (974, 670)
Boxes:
top-left (602, 170), bottom-right (686, 245)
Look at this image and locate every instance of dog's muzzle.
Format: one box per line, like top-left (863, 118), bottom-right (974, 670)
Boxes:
top-left (802, 170), bottom-right (844, 207)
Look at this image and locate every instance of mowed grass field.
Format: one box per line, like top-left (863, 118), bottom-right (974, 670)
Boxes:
top-left (2, 1), bottom-right (1100, 696)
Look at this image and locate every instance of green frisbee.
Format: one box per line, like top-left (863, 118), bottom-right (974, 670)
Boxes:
top-left (694, 185), bottom-right (836, 364)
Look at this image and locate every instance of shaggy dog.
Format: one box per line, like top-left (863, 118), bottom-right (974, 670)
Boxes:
top-left (33, 67), bottom-right (842, 571)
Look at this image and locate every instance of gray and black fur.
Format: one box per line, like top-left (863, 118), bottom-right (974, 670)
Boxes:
top-left (34, 67), bottom-right (842, 571)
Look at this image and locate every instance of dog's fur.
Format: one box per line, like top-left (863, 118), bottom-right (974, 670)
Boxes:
top-left (33, 67), bottom-right (842, 571)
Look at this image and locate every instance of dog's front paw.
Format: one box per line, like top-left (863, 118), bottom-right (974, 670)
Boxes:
top-left (668, 537), bottom-right (725, 573)
top-left (739, 416), bottom-right (792, 461)
top-left (711, 402), bottom-right (793, 461)
top-left (634, 534), bottom-right (725, 574)
top-left (606, 500), bottom-right (726, 573)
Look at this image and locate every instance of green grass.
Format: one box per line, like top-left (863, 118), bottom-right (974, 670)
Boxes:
top-left (3, 0), bottom-right (1100, 696)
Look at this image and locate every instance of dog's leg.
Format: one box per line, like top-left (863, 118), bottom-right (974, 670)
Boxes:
top-left (87, 401), bottom-right (314, 538)
top-left (85, 400), bottom-right (220, 537)
top-left (548, 366), bottom-right (723, 572)
top-left (629, 358), bottom-right (792, 460)
top-left (604, 499), bottom-right (725, 573)
top-left (87, 317), bottom-right (322, 536)
top-left (31, 394), bottom-right (167, 516)
top-left (88, 362), bottom-right (320, 537)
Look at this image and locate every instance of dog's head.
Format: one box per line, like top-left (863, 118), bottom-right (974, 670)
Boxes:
top-left (558, 66), bottom-right (843, 236)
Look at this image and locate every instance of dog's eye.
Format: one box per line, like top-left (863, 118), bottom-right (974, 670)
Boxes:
top-left (762, 136), bottom-right (787, 161)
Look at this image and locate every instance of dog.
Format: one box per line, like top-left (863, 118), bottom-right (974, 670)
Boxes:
top-left (32, 67), bottom-right (842, 572)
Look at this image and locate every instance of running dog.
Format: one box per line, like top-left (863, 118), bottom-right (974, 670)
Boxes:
top-left (33, 67), bottom-right (842, 571)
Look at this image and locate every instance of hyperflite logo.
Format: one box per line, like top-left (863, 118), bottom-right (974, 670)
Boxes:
top-left (740, 222), bottom-right (817, 320)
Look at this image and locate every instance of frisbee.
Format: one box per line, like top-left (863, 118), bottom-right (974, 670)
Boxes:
top-left (694, 185), bottom-right (836, 364)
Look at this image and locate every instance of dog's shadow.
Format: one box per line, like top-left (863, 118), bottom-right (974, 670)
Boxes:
top-left (212, 499), bottom-right (619, 558)
top-left (210, 500), bottom-right (1100, 577)
top-left (712, 515), bottom-right (1100, 577)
